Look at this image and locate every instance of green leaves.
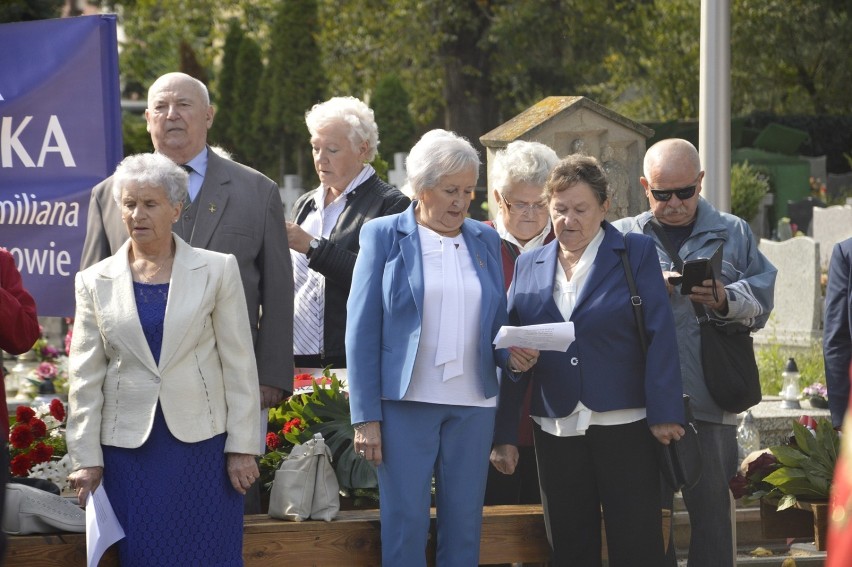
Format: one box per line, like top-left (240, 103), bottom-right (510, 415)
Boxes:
top-left (265, 370), bottom-right (378, 492)
top-left (762, 417), bottom-right (838, 508)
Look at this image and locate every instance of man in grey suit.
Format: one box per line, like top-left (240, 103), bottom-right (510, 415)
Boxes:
top-left (81, 73), bottom-right (294, 510)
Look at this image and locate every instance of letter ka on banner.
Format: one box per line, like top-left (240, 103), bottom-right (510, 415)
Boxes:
top-left (0, 15), bottom-right (122, 317)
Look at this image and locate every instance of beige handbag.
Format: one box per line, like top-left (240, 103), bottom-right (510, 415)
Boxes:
top-left (2, 483), bottom-right (86, 535)
top-left (268, 433), bottom-right (340, 522)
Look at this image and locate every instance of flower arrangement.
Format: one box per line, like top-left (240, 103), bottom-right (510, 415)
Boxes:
top-left (730, 416), bottom-right (838, 510)
top-left (803, 382), bottom-right (828, 408)
top-left (261, 368), bottom-right (378, 503)
top-left (9, 399), bottom-right (71, 490)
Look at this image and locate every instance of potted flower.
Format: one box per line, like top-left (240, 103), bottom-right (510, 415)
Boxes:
top-left (8, 399), bottom-right (71, 492)
top-left (729, 416), bottom-right (836, 550)
top-left (262, 368), bottom-right (378, 506)
top-left (802, 382), bottom-right (828, 409)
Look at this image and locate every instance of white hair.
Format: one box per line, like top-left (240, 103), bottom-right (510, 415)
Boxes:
top-left (112, 153), bottom-right (188, 206)
top-left (405, 129), bottom-right (480, 197)
top-left (490, 140), bottom-right (559, 196)
top-left (305, 96), bottom-right (379, 162)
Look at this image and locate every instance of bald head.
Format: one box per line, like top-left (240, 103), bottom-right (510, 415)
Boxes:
top-left (145, 72), bottom-right (214, 164)
top-left (643, 139), bottom-right (702, 182)
top-left (640, 138), bottom-right (705, 226)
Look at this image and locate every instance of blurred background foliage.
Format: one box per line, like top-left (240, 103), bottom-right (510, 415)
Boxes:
top-left (3, 0), bottom-right (850, 189)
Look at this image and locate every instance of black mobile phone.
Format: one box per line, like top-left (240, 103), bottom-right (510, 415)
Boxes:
top-left (675, 243), bottom-right (723, 295)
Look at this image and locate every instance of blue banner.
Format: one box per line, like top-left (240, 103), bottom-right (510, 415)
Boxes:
top-left (0, 15), bottom-right (122, 317)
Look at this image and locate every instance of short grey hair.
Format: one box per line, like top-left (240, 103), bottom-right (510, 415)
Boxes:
top-left (490, 140), bottom-right (559, 196)
top-left (305, 96), bottom-right (379, 162)
top-left (112, 153), bottom-right (189, 206)
top-left (147, 72), bottom-right (210, 106)
top-left (405, 129), bottom-right (480, 198)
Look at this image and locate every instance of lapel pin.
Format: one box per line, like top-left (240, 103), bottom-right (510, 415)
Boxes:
top-left (208, 203), bottom-right (217, 213)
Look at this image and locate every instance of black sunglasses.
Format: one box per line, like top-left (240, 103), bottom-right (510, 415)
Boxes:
top-left (650, 185), bottom-right (697, 202)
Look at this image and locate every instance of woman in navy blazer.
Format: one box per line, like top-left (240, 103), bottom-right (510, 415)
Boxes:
top-left (346, 130), bottom-right (533, 567)
top-left (494, 155), bottom-right (685, 567)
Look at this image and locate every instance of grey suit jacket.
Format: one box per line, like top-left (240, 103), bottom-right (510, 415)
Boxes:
top-left (80, 149), bottom-right (294, 391)
top-left (68, 236), bottom-right (260, 469)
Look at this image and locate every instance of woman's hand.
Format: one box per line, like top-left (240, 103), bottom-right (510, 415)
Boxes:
top-left (68, 466), bottom-right (103, 506)
top-left (285, 221), bottom-right (313, 254)
top-left (508, 347), bottom-right (540, 373)
top-left (650, 423), bottom-right (686, 446)
top-left (353, 422), bottom-right (382, 466)
top-left (227, 453), bottom-right (260, 495)
top-left (490, 444), bottom-right (519, 475)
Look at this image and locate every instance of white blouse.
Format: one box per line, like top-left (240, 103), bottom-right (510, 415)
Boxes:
top-left (533, 228), bottom-right (646, 436)
top-left (402, 226), bottom-right (495, 407)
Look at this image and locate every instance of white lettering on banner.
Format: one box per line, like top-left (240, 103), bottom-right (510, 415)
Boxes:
top-left (1, 115), bottom-right (76, 167)
top-left (0, 193), bottom-right (79, 226)
top-left (8, 242), bottom-right (72, 276)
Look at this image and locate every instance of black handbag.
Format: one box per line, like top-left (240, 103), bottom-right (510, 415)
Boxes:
top-left (617, 237), bottom-right (702, 491)
top-left (648, 220), bottom-right (761, 414)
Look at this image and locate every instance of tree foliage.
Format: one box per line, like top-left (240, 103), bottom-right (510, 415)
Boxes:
top-left (371, 74), bottom-right (416, 159)
top-left (0, 0), bottom-right (62, 23)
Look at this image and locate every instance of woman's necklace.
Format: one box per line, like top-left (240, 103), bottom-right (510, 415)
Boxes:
top-left (135, 256), bottom-right (171, 283)
top-left (416, 217), bottom-right (461, 238)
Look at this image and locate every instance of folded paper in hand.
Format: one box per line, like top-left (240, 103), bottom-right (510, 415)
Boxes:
top-left (492, 322), bottom-right (575, 351)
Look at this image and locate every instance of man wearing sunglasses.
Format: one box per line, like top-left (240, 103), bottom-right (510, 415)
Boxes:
top-left (614, 138), bottom-right (776, 567)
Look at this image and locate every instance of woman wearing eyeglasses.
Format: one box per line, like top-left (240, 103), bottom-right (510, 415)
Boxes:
top-left (494, 154), bottom-right (685, 566)
top-left (483, 140), bottom-right (558, 511)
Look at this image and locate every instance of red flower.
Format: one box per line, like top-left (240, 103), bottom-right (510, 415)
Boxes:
top-left (9, 424), bottom-right (34, 449)
top-left (49, 399), bottom-right (66, 422)
top-left (10, 454), bottom-right (33, 477)
top-left (36, 362), bottom-right (57, 379)
top-left (29, 442), bottom-right (54, 464)
top-left (798, 415), bottom-right (818, 431)
top-left (294, 373), bottom-right (313, 382)
top-left (729, 473), bottom-right (750, 499)
top-left (29, 418), bottom-right (47, 439)
top-left (283, 418), bottom-right (302, 434)
top-left (266, 432), bottom-right (280, 450)
top-left (15, 406), bottom-right (35, 424)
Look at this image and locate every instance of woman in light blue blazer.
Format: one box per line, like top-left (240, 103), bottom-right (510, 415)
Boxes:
top-left (345, 130), bottom-right (535, 566)
top-left (495, 155), bottom-right (685, 567)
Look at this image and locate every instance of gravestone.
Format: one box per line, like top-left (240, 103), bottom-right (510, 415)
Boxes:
top-left (279, 175), bottom-right (302, 220)
top-left (812, 206), bottom-right (852, 271)
top-left (479, 96), bottom-right (653, 222)
top-left (755, 237), bottom-right (821, 346)
top-left (388, 152), bottom-right (409, 195)
top-left (786, 196), bottom-right (826, 236)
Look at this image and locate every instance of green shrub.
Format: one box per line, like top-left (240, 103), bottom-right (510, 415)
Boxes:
top-left (756, 340), bottom-right (825, 398)
top-left (731, 161), bottom-right (770, 221)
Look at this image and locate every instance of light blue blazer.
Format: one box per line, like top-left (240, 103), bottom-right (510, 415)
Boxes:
top-left (346, 202), bottom-right (508, 424)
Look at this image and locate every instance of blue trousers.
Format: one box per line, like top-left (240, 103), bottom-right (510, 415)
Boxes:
top-left (680, 421), bottom-right (738, 567)
top-left (377, 400), bottom-right (496, 567)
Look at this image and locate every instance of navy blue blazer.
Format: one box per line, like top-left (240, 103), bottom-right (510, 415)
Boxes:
top-left (494, 222), bottom-right (684, 445)
top-left (346, 202), bottom-right (508, 424)
top-left (824, 237), bottom-right (852, 427)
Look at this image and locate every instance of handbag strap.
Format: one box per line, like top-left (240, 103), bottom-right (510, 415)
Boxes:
top-left (647, 219), bottom-right (711, 323)
top-left (617, 235), bottom-right (649, 355)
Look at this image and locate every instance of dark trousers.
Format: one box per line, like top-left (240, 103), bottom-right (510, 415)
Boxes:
top-left (533, 420), bottom-right (664, 567)
top-left (294, 353), bottom-right (346, 370)
top-left (484, 445), bottom-right (541, 506)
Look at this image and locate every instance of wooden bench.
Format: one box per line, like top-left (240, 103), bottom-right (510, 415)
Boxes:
top-left (4, 505), bottom-right (551, 566)
top-left (5, 505), bottom-right (671, 565)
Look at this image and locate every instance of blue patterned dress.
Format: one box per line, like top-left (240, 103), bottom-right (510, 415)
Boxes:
top-left (101, 282), bottom-right (244, 566)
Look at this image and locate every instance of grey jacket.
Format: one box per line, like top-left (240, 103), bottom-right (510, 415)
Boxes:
top-left (613, 197), bottom-right (777, 424)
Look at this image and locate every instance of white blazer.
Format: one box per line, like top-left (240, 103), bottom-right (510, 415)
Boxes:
top-left (67, 235), bottom-right (261, 470)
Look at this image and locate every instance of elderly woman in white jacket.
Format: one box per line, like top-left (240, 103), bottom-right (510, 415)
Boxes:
top-left (67, 153), bottom-right (260, 567)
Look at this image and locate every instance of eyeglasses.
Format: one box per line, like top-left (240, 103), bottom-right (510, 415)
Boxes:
top-left (505, 201), bottom-right (547, 215)
top-left (648, 174), bottom-right (702, 202)
top-left (650, 185), bottom-right (698, 202)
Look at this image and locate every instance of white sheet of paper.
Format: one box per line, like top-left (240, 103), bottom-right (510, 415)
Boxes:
top-left (86, 486), bottom-right (126, 567)
top-left (492, 322), bottom-right (575, 351)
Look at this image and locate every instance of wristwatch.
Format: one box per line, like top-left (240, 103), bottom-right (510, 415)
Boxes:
top-left (306, 238), bottom-right (320, 258)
